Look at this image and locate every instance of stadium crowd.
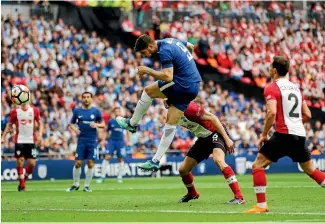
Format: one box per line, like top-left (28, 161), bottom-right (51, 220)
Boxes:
top-left (139, 1), bottom-right (325, 110)
top-left (1, 3), bottom-right (325, 160)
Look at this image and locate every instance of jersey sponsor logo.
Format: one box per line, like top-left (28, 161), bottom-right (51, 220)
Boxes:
top-left (20, 119), bottom-right (32, 125)
top-left (78, 116), bottom-right (83, 118)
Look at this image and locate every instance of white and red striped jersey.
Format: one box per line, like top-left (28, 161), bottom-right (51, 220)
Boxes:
top-left (9, 106), bottom-right (41, 144)
top-left (264, 78), bottom-right (306, 137)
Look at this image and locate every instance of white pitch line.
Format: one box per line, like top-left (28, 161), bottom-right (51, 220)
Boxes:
top-left (1, 185), bottom-right (319, 192)
top-left (3, 208), bottom-right (325, 216)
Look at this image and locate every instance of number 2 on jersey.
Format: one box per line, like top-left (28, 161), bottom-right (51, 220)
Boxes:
top-left (288, 93), bottom-right (299, 118)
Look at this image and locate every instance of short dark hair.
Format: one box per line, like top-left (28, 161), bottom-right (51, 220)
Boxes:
top-left (134, 34), bottom-right (154, 52)
top-left (82, 91), bottom-right (93, 98)
top-left (272, 56), bottom-right (290, 76)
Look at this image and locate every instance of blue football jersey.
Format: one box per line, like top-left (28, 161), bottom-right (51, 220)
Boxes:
top-left (157, 38), bottom-right (202, 88)
top-left (71, 106), bottom-right (102, 140)
top-left (107, 118), bottom-right (124, 141)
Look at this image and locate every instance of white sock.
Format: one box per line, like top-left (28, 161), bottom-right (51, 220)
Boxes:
top-left (101, 159), bottom-right (109, 178)
top-left (118, 161), bottom-right (124, 178)
top-left (152, 124), bottom-right (176, 162)
top-left (84, 167), bottom-right (94, 187)
top-left (130, 90), bottom-right (152, 126)
top-left (73, 166), bottom-right (81, 187)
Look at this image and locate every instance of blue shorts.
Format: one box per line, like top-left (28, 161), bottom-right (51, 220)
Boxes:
top-left (76, 140), bottom-right (98, 160)
top-left (106, 140), bottom-right (125, 158)
top-left (158, 80), bottom-right (200, 111)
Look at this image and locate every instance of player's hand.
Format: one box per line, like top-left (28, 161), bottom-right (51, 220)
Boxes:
top-left (136, 66), bottom-right (148, 78)
top-left (75, 129), bottom-right (81, 135)
top-left (163, 99), bottom-right (169, 109)
top-left (90, 122), bottom-right (97, 128)
top-left (225, 139), bottom-right (235, 154)
top-left (257, 134), bottom-right (268, 150)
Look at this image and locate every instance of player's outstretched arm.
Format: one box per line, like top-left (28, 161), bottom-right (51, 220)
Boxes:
top-left (137, 66), bottom-right (173, 82)
top-left (201, 110), bottom-right (234, 153)
top-left (301, 101), bottom-right (312, 123)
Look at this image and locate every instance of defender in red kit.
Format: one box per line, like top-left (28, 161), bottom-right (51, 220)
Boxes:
top-left (165, 99), bottom-right (245, 204)
top-left (244, 56), bottom-right (325, 213)
top-left (2, 102), bottom-right (43, 191)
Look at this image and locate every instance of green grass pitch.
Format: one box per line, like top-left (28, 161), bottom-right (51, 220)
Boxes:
top-left (1, 173), bottom-right (325, 222)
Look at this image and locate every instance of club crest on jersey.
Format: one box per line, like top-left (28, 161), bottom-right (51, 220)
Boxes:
top-left (90, 114), bottom-right (95, 119)
top-left (16, 150), bottom-right (21, 156)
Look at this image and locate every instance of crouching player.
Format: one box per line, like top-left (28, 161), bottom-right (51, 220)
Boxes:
top-left (165, 100), bottom-right (245, 204)
top-left (66, 92), bottom-right (105, 192)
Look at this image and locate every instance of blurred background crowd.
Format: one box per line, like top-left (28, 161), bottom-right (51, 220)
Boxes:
top-left (1, 1), bottom-right (325, 160)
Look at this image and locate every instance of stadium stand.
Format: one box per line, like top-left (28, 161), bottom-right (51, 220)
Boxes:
top-left (1, 1), bottom-right (325, 161)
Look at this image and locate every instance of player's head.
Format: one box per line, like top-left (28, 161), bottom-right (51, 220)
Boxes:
top-left (134, 34), bottom-right (156, 58)
top-left (113, 107), bottom-right (121, 117)
top-left (82, 92), bottom-right (92, 107)
top-left (270, 56), bottom-right (290, 79)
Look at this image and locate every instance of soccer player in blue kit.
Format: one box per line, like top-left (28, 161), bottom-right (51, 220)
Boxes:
top-left (116, 34), bottom-right (201, 171)
top-left (97, 107), bottom-right (128, 183)
top-left (66, 92), bottom-right (105, 192)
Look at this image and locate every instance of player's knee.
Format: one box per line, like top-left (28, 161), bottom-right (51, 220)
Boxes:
top-left (252, 161), bottom-right (265, 169)
top-left (74, 161), bottom-right (82, 168)
top-left (17, 158), bottom-right (24, 166)
top-left (178, 166), bottom-right (190, 176)
top-left (105, 155), bottom-right (111, 161)
top-left (213, 157), bottom-right (226, 169)
top-left (299, 160), bottom-right (315, 175)
top-left (144, 86), bottom-right (154, 98)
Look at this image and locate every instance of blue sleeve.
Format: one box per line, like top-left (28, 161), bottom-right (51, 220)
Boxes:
top-left (71, 109), bottom-right (77, 124)
top-left (96, 109), bottom-right (103, 122)
top-left (159, 47), bottom-right (173, 69)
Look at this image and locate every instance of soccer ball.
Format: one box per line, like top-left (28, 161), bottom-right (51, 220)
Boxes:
top-left (11, 85), bottom-right (30, 105)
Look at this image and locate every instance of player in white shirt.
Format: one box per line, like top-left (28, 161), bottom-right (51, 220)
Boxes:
top-left (244, 56), bottom-right (325, 214)
top-left (2, 102), bottom-right (43, 191)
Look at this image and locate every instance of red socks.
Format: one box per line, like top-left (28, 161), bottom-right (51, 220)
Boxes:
top-left (252, 168), bottom-right (267, 208)
top-left (181, 172), bottom-right (198, 196)
top-left (309, 169), bottom-right (325, 188)
top-left (222, 166), bottom-right (243, 199)
top-left (16, 166), bottom-right (25, 188)
top-left (25, 164), bottom-right (34, 178)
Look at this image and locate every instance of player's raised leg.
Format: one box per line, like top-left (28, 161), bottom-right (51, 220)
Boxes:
top-left (244, 153), bottom-right (271, 213)
top-left (137, 105), bottom-right (182, 171)
top-left (116, 82), bottom-right (165, 133)
top-left (178, 156), bottom-right (200, 202)
top-left (300, 159), bottom-right (325, 188)
top-left (212, 148), bottom-right (245, 204)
